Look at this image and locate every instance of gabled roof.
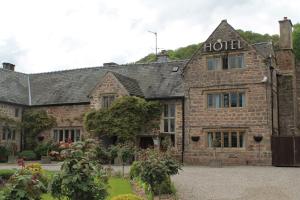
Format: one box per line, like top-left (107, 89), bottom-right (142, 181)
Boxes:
top-left (110, 72), bottom-right (144, 97)
top-left (0, 60), bottom-right (187, 106)
top-left (252, 42), bottom-right (275, 58)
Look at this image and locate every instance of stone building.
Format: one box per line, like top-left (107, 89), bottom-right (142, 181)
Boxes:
top-left (0, 17), bottom-right (298, 165)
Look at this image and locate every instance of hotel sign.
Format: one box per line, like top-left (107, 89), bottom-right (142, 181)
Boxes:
top-left (203, 39), bottom-right (242, 52)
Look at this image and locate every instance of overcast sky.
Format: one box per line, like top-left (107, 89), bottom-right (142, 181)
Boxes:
top-left (0, 0), bottom-right (299, 73)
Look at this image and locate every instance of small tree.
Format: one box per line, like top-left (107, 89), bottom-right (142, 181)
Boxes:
top-left (119, 143), bottom-right (135, 177)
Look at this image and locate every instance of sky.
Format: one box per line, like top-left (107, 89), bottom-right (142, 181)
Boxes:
top-left (0, 0), bottom-right (299, 73)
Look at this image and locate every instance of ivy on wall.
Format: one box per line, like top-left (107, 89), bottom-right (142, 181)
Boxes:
top-left (84, 96), bottom-right (162, 142)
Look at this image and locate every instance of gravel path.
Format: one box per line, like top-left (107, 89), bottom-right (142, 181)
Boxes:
top-left (172, 166), bottom-right (300, 200)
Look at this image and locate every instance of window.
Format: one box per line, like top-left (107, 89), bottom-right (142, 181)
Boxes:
top-left (207, 130), bottom-right (245, 148)
top-left (53, 128), bottom-right (81, 143)
top-left (2, 127), bottom-right (16, 141)
top-left (207, 92), bottom-right (245, 108)
top-left (163, 104), bottom-right (175, 133)
top-left (207, 54), bottom-right (244, 70)
top-left (102, 95), bottom-right (115, 108)
top-left (15, 108), bottom-right (19, 117)
top-left (207, 57), bottom-right (221, 70)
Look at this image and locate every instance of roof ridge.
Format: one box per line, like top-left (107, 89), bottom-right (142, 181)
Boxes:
top-left (0, 68), bottom-right (28, 76)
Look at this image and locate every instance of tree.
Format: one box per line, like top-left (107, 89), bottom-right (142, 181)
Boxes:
top-left (22, 110), bottom-right (56, 149)
top-left (293, 23), bottom-right (300, 61)
top-left (84, 96), bottom-right (161, 142)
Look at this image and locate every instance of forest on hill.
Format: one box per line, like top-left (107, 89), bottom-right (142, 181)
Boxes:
top-left (137, 24), bottom-right (300, 63)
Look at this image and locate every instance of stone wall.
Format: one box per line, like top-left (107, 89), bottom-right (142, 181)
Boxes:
top-left (0, 103), bottom-right (23, 151)
top-left (183, 23), bottom-right (273, 165)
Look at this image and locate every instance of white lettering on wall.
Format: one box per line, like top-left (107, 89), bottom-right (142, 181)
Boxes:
top-left (204, 39), bottom-right (242, 52)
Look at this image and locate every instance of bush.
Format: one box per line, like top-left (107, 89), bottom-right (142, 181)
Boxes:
top-left (129, 161), bottom-right (141, 179)
top-left (18, 150), bottom-right (37, 160)
top-left (0, 146), bottom-right (8, 162)
top-left (111, 194), bottom-right (143, 200)
top-left (0, 170), bottom-right (15, 180)
top-left (152, 176), bottom-right (175, 195)
top-left (2, 169), bottom-right (47, 200)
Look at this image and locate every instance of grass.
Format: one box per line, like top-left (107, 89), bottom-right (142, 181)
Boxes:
top-left (107, 177), bottom-right (133, 199)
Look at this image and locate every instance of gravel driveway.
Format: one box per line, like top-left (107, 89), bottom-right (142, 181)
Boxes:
top-left (172, 166), bottom-right (300, 200)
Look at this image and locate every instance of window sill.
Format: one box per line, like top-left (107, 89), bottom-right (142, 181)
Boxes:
top-left (207, 147), bottom-right (246, 152)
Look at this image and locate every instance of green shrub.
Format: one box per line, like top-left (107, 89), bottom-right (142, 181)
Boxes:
top-left (152, 176), bottom-right (174, 195)
top-left (0, 146), bottom-right (8, 162)
top-left (111, 194), bottom-right (143, 200)
top-left (129, 161), bottom-right (141, 179)
top-left (18, 150), bottom-right (37, 160)
top-left (2, 169), bottom-right (47, 200)
top-left (0, 170), bottom-right (15, 180)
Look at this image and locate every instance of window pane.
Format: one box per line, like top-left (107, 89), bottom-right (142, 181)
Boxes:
top-left (65, 130), bottom-right (69, 142)
top-left (231, 132), bottom-right (237, 147)
top-left (223, 132), bottom-right (229, 147)
top-left (2, 128), bottom-right (6, 140)
top-left (170, 119), bottom-right (175, 132)
top-left (223, 93), bottom-right (229, 107)
top-left (208, 94), bottom-right (213, 108)
top-left (208, 58), bottom-right (220, 70)
top-left (222, 55), bottom-right (228, 70)
top-left (7, 130), bottom-right (11, 140)
top-left (71, 130), bottom-right (75, 142)
top-left (239, 132), bottom-right (245, 148)
top-left (239, 93), bottom-right (245, 107)
top-left (53, 130), bottom-right (58, 142)
top-left (164, 105), bottom-right (169, 117)
top-left (171, 134), bottom-right (175, 147)
top-left (208, 132), bottom-right (213, 147)
top-left (215, 132), bottom-right (221, 147)
top-left (59, 130), bottom-right (64, 142)
top-left (214, 94), bottom-right (221, 108)
top-left (230, 93), bottom-right (237, 107)
top-left (75, 129), bottom-right (80, 141)
top-left (228, 55), bottom-right (244, 69)
top-left (164, 119), bottom-right (169, 132)
top-left (169, 104), bottom-right (175, 117)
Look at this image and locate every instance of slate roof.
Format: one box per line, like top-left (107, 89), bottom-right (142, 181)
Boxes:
top-left (252, 42), bottom-right (275, 58)
top-left (110, 72), bottom-right (144, 97)
top-left (0, 60), bottom-right (187, 106)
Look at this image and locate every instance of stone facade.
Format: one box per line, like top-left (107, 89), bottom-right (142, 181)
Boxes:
top-left (0, 103), bottom-right (23, 151)
top-left (0, 17), bottom-right (298, 166)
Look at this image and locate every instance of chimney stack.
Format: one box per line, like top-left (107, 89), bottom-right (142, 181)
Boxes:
top-left (157, 50), bottom-right (169, 62)
top-left (279, 17), bottom-right (293, 49)
top-left (2, 63), bottom-right (15, 71)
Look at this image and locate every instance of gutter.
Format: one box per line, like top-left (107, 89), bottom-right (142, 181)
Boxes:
top-left (27, 76), bottom-right (32, 106)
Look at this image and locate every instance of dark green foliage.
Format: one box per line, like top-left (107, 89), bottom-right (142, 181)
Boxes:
top-left (84, 96), bottom-right (161, 142)
top-left (34, 141), bottom-right (58, 158)
top-left (49, 139), bottom-right (108, 200)
top-left (22, 110), bottom-right (56, 149)
top-left (0, 146), bottom-right (8, 162)
top-left (0, 169), bottom-right (15, 180)
top-left (3, 169), bottom-right (47, 200)
top-left (132, 149), bottom-right (181, 195)
top-left (152, 176), bottom-right (174, 195)
top-left (237, 29), bottom-right (279, 45)
top-left (293, 23), bottom-right (300, 61)
top-left (18, 150), bottom-right (37, 161)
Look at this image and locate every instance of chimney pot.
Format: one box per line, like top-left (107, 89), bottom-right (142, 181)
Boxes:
top-left (103, 62), bottom-right (118, 67)
top-left (2, 63), bottom-right (15, 71)
top-left (157, 50), bottom-right (169, 62)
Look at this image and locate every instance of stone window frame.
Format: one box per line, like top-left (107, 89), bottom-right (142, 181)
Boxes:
top-left (206, 129), bottom-right (246, 149)
top-left (161, 103), bottom-right (176, 134)
top-left (1, 127), bottom-right (16, 141)
top-left (53, 127), bottom-right (81, 143)
top-left (206, 52), bottom-right (245, 71)
top-left (100, 93), bottom-right (116, 109)
top-left (205, 90), bottom-right (247, 109)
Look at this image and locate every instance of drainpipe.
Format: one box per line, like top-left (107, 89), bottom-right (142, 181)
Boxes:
top-left (181, 97), bottom-right (185, 164)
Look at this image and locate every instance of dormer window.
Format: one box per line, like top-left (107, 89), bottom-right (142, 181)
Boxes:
top-left (102, 95), bottom-right (115, 109)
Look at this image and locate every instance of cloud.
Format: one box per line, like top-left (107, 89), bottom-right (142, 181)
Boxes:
top-left (0, 0), bottom-right (299, 73)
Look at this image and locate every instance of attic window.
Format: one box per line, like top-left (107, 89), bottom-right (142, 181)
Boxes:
top-left (172, 66), bottom-right (179, 72)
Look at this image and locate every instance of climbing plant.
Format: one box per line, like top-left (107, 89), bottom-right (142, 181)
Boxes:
top-left (84, 96), bottom-right (161, 142)
top-left (22, 109), bottom-right (56, 149)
